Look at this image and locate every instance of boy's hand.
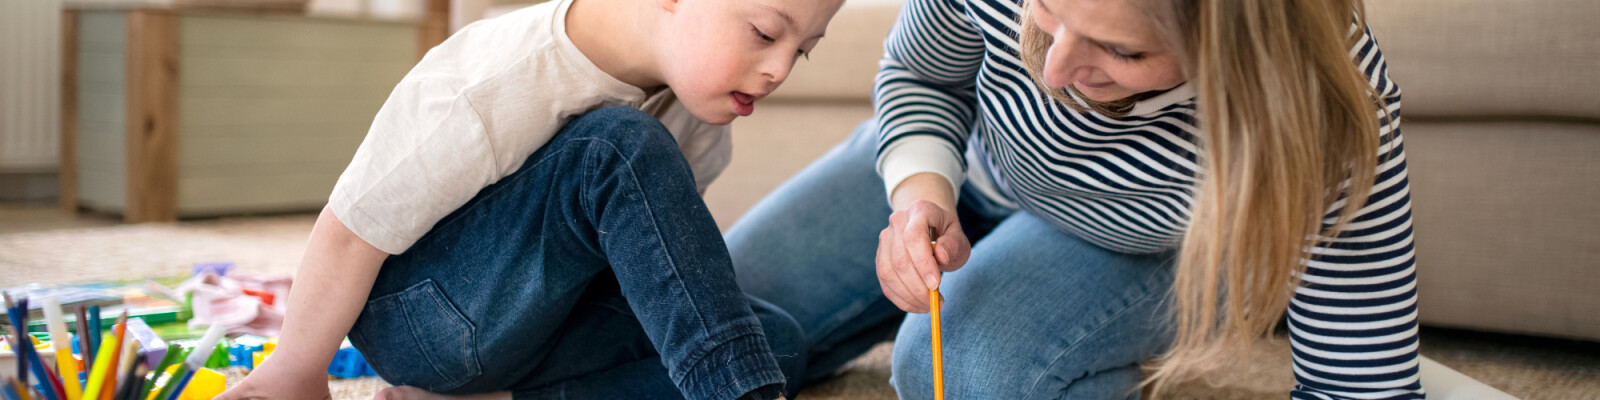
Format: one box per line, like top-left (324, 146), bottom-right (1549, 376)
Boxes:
top-left (214, 348), bottom-right (334, 400)
top-left (217, 206), bottom-right (387, 400)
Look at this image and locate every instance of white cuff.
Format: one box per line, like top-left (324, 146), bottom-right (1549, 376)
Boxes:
top-left (876, 136), bottom-right (966, 205)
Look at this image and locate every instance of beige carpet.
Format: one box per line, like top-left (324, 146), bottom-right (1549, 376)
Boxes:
top-left (2, 215), bottom-right (1595, 399)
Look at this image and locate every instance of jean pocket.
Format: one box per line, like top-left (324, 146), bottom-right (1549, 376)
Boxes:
top-left (350, 279), bottom-right (482, 392)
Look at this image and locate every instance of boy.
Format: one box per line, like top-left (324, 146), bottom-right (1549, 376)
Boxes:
top-left (215, 0), bottom-right (842, 398)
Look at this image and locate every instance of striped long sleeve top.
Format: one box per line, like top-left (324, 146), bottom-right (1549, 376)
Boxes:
top-left (871, 0), bottom-right (1423, 398)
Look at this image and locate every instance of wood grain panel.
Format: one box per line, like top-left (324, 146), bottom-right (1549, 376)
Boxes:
top-left (419, 0), bottom-right (449, 60)
top-left (123, 10), bottom-right (178, 222)
top-left (59, 10), bottom-right (79, 213)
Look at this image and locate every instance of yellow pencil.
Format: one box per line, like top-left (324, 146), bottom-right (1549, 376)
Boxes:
top-left (929, 231), bottom-right (944, 400)
top-left (41, 297), bottom-right (83, 400)
top-left (79, 325), bottom-right (121, 400)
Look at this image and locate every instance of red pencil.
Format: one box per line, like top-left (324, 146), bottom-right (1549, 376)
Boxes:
top-left (76, 306), bottom-right (92, 373)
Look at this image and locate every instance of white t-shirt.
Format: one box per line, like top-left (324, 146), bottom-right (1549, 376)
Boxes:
top-left (329, 0), bottom-right (732, 254)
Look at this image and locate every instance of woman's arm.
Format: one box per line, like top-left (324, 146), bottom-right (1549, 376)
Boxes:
top-left (218, 206), bottom-right (390, 400)
top-left (870, 0), bottom-right (987, 314)
top-left (873, 0), bottom-right (986, 200)
top-left (1287, 26), bottom-right (1423, 400)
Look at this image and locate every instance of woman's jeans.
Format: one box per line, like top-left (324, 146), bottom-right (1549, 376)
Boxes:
top-left (348, 107), bottom-right (799, 400)
top-left (727, 120), bottom-right (1178, 399)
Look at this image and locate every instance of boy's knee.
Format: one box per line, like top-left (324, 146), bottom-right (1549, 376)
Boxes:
top-left (564, 106), bottom-right (676, 151)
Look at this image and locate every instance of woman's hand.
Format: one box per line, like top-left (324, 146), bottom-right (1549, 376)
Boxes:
top-left (877, 173), bottom-right (972, 313)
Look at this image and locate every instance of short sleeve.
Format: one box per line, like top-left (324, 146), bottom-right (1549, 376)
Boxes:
top-left (329, 78), bottom-right (498, 254)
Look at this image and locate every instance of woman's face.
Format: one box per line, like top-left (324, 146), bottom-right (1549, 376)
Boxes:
top-left (1030, 0), bottom-right (1186, 102)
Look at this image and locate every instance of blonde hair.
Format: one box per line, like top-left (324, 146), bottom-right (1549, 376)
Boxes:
top-left (1019, 0), bottom-right (1391, 395)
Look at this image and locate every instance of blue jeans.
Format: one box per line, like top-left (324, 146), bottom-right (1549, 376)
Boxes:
top-left (348, 107), bottom-right (799, 400)
top-left (727, 121), bottom-right (1177, 399)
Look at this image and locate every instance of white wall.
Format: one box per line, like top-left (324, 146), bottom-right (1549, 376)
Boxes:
top-left (0, 0), bottom-right (64, 172)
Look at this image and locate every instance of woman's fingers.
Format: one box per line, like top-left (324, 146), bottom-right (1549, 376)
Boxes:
top-left (935, 224), bottom-right (972, 272)
top-left (877, 227), bottom-right (918, 312)
top-left (888, 225), bottom-right (931, 312)
top-left (899, 201), bottom-right (946, 289)
top-left (878, 200), bottom-right (974, 314)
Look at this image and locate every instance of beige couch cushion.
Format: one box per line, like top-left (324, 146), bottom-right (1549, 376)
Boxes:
top-left (1365, 0), bottom-right (1600, 120)
top-left (769, 0), bottom-right (902, 101)
top-left (1405, 120), bottom-right (1600, 341)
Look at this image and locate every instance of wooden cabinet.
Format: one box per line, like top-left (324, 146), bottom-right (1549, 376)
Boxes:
top-left (61, 8), bottom-right (419, 222)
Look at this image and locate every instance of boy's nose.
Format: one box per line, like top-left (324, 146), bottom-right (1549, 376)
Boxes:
top-left (763, 56), bottom-right (794, 87)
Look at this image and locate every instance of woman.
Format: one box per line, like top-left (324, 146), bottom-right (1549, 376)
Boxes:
top-left (728, 0), bottom-right (1420, 398)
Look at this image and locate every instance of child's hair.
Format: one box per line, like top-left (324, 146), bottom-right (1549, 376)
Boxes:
top-left (1019, 0), bottom-right (1394, 395)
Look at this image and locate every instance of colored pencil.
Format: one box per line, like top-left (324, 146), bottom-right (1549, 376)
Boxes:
top-left (8, 379), bottom-right (31, 400)
top-left (928, 231), bottom-right (944, 400)
top-left (0, 381), bottom-right (17, 400)
top-left (78, 330), bottom-right (119, 400)
top-left (140, 345), bottom-right (181, 398)
top-left (110, 353), bottom-right (145, 400)
top-left (98, 313), bottom-right (127, 400)
top-left (75, 307), bottom-right (91, 375)
top-left (112, 338), bottom-right (138, 400)
top-left (4, 293), bottom-right (26, 385)
top-left (151, 324), bottom-right (224, 400)
top-left (146, 365), bottom-right (187, 400)
top-left (85, 307), bottom-right (99, 364)
top-left (38, 368), bottom-right (64, 400)
top-left (8, 297), bottom-right (61, 400)
top-left (41, 297), bottom-right (80, 400)
top-left (156, 371), bottom-right (190, 400)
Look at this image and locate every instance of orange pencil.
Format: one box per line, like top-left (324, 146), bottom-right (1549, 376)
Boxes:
top-left (99, 313), bottom-right (127, 400)
top-left (928, 230), bottom-right (944, 400)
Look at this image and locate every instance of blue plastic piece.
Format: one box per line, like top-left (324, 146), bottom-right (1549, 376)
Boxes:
top-left (226, 335), bottom-right (270, 369)
top-left (326, 346), bottom-right (377, 378)
top-left (192, 261), bottom-right (234, 277)
top-left (229, 342), bottom-right (263, 369)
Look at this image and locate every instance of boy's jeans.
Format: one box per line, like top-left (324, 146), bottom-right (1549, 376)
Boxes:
top-left (348, 106), bottom-right (799, 400)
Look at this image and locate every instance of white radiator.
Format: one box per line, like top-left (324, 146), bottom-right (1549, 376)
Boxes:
top-left (0, 0), bottom-right (63, 171)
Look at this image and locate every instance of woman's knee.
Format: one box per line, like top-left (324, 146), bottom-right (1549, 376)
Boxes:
top-left (890, 313), bottom-right (1133, 400)
top-left (889, 318), bottom-right (934, 399)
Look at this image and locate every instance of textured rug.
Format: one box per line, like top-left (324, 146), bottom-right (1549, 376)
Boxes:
top-left (2, 215), bottom-right (1595, 399)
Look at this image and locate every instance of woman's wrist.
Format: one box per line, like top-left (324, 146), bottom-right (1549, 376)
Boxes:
top-left (890, 172), bottom-right (958, 213)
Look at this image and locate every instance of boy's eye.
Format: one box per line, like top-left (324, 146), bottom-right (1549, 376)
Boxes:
top-left (796, 49), bottom-right (810, 60)
top-left (753, 26), bottom-right (776, 43)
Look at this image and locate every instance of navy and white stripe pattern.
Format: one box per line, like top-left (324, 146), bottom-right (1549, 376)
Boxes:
top-left (872, 0), bottom-right (1422, 398)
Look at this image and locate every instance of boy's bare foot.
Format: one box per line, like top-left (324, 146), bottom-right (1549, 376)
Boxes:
top-left (372, 386), bottom-right (511, 400)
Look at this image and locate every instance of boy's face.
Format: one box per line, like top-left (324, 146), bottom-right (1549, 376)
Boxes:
top-left (656, 0), bottom-right (844, 125)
